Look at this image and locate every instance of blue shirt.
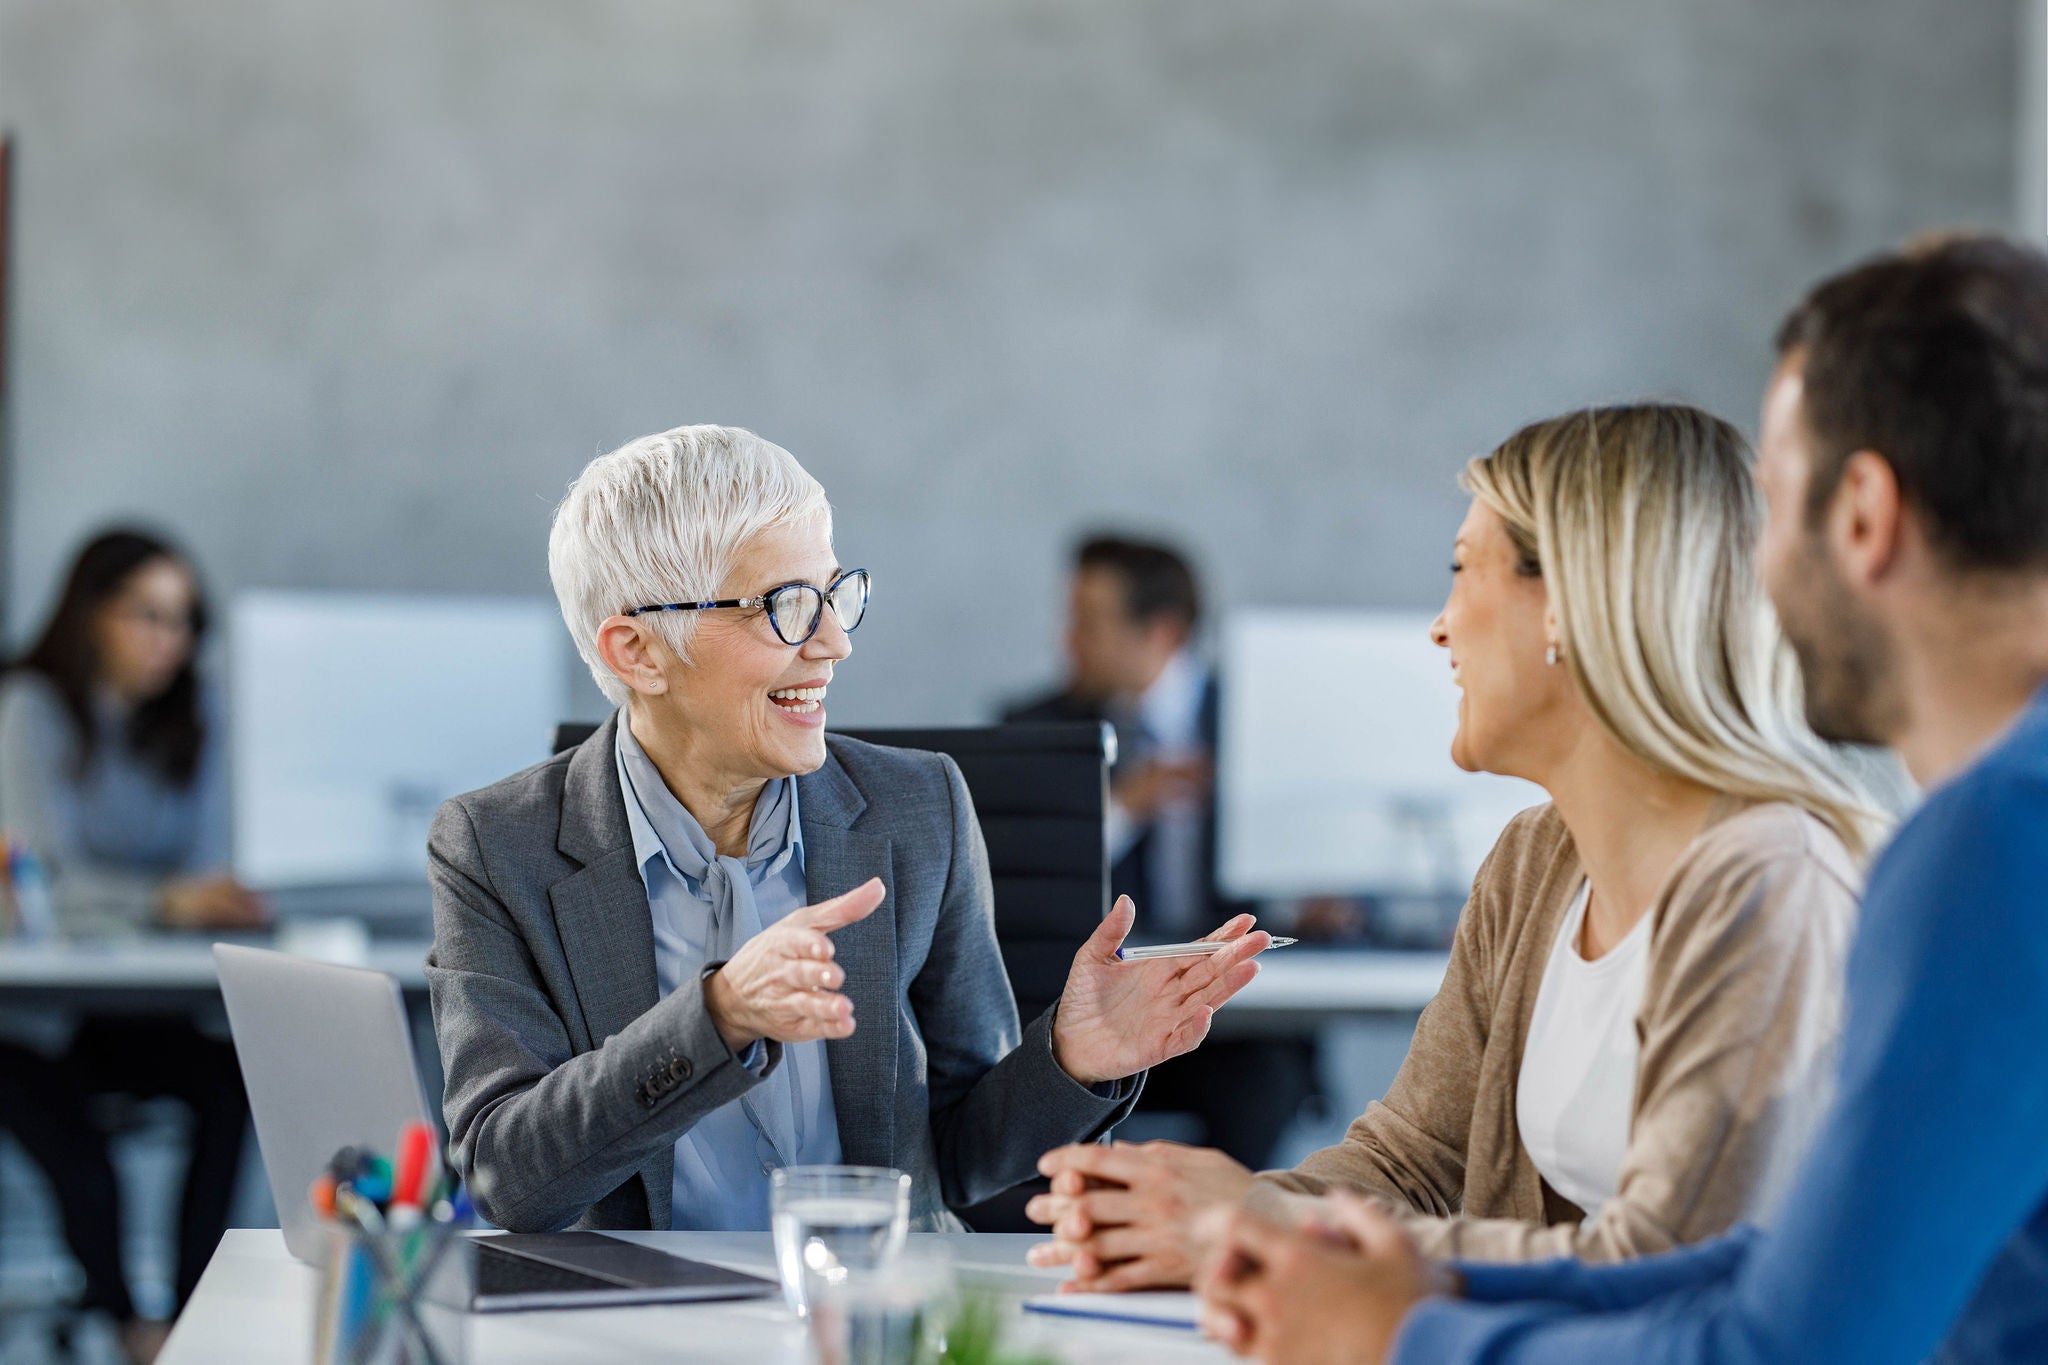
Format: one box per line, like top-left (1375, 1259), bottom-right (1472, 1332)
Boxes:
top-left (613, 716), bottom-right (843, 1231)
top-left (1395, 686), bottom-right (2048, 1365)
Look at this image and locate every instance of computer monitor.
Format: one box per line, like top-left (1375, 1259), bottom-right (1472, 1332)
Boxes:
top-left (1216, 608), bottom-right (1543, 900)
top-left (229, 591), bottom-right (568, 889)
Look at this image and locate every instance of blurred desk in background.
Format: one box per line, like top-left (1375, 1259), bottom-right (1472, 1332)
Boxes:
top-left (0, 939), bottom-right (1441, 1023)
top-left (0, 937), bottom-right (434, 1013)
top-left (1216, 946), bottom-right (1445, 1034)
top-left (0, 935), bottom-right (449, 1149)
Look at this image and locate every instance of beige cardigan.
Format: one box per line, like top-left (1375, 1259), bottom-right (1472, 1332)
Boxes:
top-left (1254, 799), bottom-right (1859, 1263)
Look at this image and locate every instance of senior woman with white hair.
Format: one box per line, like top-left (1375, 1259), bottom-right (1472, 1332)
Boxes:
top-left (426, 425), bottom-right (1271, 1234)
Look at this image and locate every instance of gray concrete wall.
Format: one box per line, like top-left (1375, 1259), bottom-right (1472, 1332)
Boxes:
top-left (2023, 0), bottom-right (2046, 238)
top-left (0, 0), bottom-right (2020, 725)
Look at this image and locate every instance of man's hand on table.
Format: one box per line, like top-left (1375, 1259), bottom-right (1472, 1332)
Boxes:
top-left (1196, 1193), bottom-right (1456, 1365)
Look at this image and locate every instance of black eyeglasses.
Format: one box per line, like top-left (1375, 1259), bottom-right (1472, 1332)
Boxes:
top-left (626, 568), bottom-right (870, 646)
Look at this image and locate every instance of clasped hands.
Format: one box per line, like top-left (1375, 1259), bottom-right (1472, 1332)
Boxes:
top-left (702, 882), bottom-right (1271, 1088)
top-left (1026, 1140), bottom-right (1451, 1364)
top-left (1196, 1192), bottom-right (1456, 1364)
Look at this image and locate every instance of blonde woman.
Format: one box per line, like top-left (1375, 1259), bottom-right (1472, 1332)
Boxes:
top-left (1028, 403), bottom-right (1885, 1288)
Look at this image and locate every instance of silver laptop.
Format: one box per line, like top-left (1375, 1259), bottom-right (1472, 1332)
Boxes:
top-left (213, 943), bottom-right (778, 1310)
top-left (213, 943), bottom-right (434, 1265)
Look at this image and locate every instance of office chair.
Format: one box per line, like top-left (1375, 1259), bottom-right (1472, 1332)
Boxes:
top-left (550, 719), bottom-right (1115, 1230)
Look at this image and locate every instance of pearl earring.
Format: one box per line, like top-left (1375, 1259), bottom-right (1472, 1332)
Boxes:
top-left (1545, 644), bottom-right (1560, 667)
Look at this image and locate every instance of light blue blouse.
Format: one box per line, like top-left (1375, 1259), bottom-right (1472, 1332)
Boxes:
top-left (612, 713), bottom-right (844, 1231)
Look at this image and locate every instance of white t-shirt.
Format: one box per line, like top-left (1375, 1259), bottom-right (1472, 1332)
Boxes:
top-left (1515, 880), bottom-right (1653, 1217)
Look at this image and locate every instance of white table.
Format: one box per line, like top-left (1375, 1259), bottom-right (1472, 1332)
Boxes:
top-left (162, 1230), bottom-right (1232, 1364)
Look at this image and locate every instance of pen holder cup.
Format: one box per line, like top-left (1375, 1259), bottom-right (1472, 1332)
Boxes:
top-left (312, 1217), bottom-right (475, 1365)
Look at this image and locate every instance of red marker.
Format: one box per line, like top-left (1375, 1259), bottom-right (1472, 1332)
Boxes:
top-left (392, 1120), bottom-right (435, 1211)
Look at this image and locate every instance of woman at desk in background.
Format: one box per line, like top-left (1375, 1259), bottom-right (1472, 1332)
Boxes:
top-left (0, 528), bottom-right (266, 1362)
top-left (429, 425), bottom-right (1271, 1237)
top-left (1031, 402), bottom-right (1889, 1288)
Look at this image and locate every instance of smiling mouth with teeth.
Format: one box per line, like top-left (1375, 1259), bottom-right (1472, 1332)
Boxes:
top-left (768, 686), bottom-right (827, 715)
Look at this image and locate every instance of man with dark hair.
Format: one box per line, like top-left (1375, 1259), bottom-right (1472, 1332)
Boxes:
top-left (1076, 538), bottom-right (1202, 634)
top-left (1013, 537), bottom-right (1215, 937)
top-left (1195, 235), bottom-right (2048, 1364)
top-left (1007, 534), bottom-right (1314, 1169)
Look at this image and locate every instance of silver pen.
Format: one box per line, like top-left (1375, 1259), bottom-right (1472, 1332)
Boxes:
top-left (1116, 937), bottom-right (1298, 962)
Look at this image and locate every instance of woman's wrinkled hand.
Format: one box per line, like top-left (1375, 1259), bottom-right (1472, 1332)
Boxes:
top-left (703, 878), bottom-right (883, 1052)
top-left (1048, 896), bottom-right (1270, 1086)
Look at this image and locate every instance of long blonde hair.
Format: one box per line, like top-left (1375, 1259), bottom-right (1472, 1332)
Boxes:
top-left (1462, 403), bottom-right (1887, 859)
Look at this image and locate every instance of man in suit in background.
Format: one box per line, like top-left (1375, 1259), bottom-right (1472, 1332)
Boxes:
top-left (1006, 535), bottom-right (1315, 1169)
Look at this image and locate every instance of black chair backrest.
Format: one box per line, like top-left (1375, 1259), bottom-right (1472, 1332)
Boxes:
top-left (548, 720), bottom-right (1112, 1023)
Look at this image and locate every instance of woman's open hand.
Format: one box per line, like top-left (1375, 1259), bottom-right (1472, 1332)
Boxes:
top-left (1048, 897), bottom-right (1269, 1086)
top-left (703, 878), bottom-right (883, 1052)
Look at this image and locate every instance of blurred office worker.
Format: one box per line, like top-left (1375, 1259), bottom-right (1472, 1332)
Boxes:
top-left (1194, 237), bottom-right (2048, 1365)
top-left (1004, 536), bottom-right (1314, 1169)
top-left (0, 528), bottom-right (265, 1359)
top-left (427, 426), bottom-right (1272, 1234)
top-left (1033, 404), bottom-right (1882, 1290)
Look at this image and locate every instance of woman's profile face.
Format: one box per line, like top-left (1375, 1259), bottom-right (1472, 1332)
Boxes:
top-left (93, 556), bottom-right (198, 703)
top-left (656, 513), bottom-right (853, 783)
top-left (1430, 499), bottom-right (1570, 780)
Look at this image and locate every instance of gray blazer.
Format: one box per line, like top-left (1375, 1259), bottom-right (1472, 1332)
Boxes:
top-left (426, 715), bottom-right (1137, 1233)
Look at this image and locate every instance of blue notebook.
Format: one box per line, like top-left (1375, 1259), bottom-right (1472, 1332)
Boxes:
top-left (1022, 1292), bottom-right (1202, 1330)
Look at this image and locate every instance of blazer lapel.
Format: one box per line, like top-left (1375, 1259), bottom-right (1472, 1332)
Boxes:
top-left (551, 713), bottom-right (661, 1042)
top-left (800, 747), bottom-right (898, 1170)
top-left (550, 714), bottom-right (669, 1226)
top-left (549, 851), bottom-right (661, 1047)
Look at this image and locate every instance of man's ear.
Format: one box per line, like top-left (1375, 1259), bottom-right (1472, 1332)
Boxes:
top-left (1828, 450), bottom-right (1907, 588)
top-left (594, 615), bottom-right (670, 697)
top-left (1151, 616), bottom-right (1194, 657)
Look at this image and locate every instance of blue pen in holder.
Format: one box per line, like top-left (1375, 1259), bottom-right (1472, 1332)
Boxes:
top-left (312, 1193), bottom-right (475, 1365)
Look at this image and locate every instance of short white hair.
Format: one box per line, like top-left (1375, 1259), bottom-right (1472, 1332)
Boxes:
top-left (548, 424), bottom-right (831, 705)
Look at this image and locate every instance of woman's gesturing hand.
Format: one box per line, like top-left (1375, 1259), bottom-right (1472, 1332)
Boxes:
top-left (1049, 896), bottom-right (1270, 1086)
top-left (1025, 1139), bottom-right (1258, 1290)
top-left (703, 878), bottom-right (884, 1053)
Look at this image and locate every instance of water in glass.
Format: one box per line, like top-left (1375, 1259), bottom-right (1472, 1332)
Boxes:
top-left (770, 1167), bottom-right (910, 1317)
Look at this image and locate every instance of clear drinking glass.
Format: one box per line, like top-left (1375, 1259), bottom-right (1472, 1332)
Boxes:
top-left (770, 1165), bottom-right (912, 1318)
